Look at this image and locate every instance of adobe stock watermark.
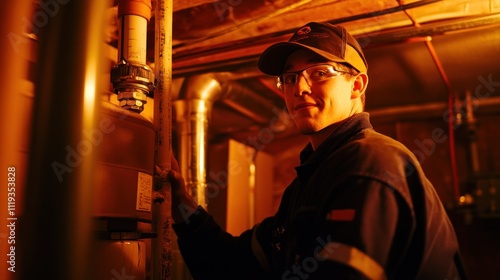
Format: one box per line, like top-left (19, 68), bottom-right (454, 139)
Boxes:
top-left (241, 106), bottom-right (291, 151)
top-left (354, 5), bottom-right (396, 50)
top-left (383, 73), bottom-right (500, 186)
top-left (51, 109), bottom-right (132, 183)
top-left (213, 0), bottom-right (243, 22)
top-left (171, 154), bottom-right (244, 224)
top-left (175, 105), bottom-right (291, 223)
top-left (111, 267), bottom-right (135, 280)
top-left (205, 105), bottom-right (291, 198)
top-left (413, 73), bottom-right (500, 165)
top-left (8, 0), bottom-right (70, 54)
top-left (281, 235), bottom-right (339, 280)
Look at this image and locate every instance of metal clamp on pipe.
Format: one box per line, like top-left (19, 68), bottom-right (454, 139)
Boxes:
top-left (111, 62), bottom-right (155, 112)
top-left (111, 0), bottom-right (155, 113)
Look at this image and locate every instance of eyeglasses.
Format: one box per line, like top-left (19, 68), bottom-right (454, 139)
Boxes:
top-left (276, 64), bottom-right (350, 92)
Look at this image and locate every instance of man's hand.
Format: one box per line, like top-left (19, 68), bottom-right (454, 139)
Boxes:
top-left (167, 154), bottom-right (199, 224)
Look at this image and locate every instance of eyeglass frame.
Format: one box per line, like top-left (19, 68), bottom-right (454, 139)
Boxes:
top-left (276, 64), bottom-right (353, 92)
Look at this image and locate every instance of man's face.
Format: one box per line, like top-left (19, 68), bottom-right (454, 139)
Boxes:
top-left (282, 49), bottom-right (357, 135)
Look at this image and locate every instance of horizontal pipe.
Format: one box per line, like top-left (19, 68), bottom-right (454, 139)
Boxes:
top-left (171, 11), bottom-right (500, 76)
top-left (361, 13), bottom-right (500, 48)
top-left (172, 0), bottom-right (442, 57)
top-left (369, 96), bottom-right (500, 122)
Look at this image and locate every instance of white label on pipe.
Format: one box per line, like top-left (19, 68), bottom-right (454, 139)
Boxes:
top-left (136, 172), bottom-right (152, 212)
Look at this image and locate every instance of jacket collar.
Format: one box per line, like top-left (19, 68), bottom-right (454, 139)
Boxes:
top-left (295, 112), bottom-right (373, 181)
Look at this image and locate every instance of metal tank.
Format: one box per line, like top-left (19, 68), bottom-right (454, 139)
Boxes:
top-left (94, 101), bottom-right (155, 224)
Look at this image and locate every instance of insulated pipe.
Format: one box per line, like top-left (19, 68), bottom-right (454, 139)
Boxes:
top-left (221, 80), bottom-right (280, 124)
top-left (18, 1), bottom-right (108, 280)
top-left (111, 0), bottom-right (155, 113)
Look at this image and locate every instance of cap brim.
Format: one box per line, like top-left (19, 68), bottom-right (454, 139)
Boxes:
top-left (258, 42), bottom-right (349, 76)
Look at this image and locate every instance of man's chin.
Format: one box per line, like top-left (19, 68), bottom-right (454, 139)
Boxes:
top-left (296, 124), bottom-right (316, 135)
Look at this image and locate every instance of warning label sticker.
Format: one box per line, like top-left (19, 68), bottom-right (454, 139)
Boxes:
top-left (136, 172), bottom-right (152, 212)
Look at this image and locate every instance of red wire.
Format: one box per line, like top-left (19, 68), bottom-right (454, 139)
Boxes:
top-left (424, 39), bottom-right (461, 199)
top-left (448, 92), bottom-right (460, 198)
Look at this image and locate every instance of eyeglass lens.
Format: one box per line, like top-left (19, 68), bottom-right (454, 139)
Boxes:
top-left (278, 65), bottom-right (345, 91)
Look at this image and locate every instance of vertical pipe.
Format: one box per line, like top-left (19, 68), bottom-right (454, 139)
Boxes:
top-left (174, 99), bottom-right (210, 209)
top-left (423, 38), bottom-right (460, 198)
top-left (172, 74), bottom-right (225, 280)
top-left (248, 151), bottom-right (258, 227)
top-left (465, 90), bottom-right (480, 175)
top-left (117, 0), bottom-right (150, 65)
top-left (0, 2), bottom-right (32, 280)
top-left (153, 0), bottom-right (174, 279)
top-left (18, 1), bottom-right (107, 280)
top-left (400, 3), bottom-right (461, 199)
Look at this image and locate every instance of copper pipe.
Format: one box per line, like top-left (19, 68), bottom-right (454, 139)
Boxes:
top-left (400, 2), bottom-right (461, 198)
top-left (423, 37), bottom-right (460, 199)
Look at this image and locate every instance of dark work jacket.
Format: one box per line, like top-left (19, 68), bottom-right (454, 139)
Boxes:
top-left (173, 112), bottom-right (466, 280)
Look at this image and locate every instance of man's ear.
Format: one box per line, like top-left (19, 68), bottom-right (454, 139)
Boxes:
top-left (351, 73), bottom-right (368, 99)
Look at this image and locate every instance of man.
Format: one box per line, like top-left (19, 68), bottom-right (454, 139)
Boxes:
top-left (168, 22), bottom-right (466, 279)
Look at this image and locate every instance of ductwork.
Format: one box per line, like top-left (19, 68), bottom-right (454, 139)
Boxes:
top-left (173, 73), bottom-right (280, 209)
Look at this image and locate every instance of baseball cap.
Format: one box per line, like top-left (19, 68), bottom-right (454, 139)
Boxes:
top-left (258, 22), bottom-right (368, 75)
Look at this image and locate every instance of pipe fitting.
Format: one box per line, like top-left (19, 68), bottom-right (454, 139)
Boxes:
top-left (111, 0), bottom-right (154, 113)
top-left (118, 0), bottom-right (152, 20)
top-left (111, 63), bottom-right (155, 112)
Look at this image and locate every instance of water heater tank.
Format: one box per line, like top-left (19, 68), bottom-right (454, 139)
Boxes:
top-left (94, 101), bottom-right (155, 223)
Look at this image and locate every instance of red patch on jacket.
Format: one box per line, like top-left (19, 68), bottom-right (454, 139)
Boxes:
top-left (327, 209), bottom-right (356, 221)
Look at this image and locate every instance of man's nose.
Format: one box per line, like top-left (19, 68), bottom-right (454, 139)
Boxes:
top-left (294, 74), bottom-right (312, 96)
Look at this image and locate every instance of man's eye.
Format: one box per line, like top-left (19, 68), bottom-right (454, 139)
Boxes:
top-left (310, 69), bottom-right (327, 78)
top-left (284, 75), bottom-right (296, 84)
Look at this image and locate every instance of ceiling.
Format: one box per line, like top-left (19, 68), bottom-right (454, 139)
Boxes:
top-left (107, 0), bottom-right (500, 151)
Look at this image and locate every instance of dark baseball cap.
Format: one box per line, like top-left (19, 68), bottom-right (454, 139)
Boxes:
top-left (258, 22), bottom-right (368, 75)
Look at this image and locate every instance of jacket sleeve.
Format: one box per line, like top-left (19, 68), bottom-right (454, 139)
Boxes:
top-left (172, 206), bottom-right (274, 280)
top-left (297, 176), bottom-right (414, 280)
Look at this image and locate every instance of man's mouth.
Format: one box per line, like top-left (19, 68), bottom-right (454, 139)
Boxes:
top-left (293, 102), bottom-right (316, 111)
